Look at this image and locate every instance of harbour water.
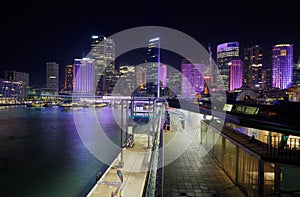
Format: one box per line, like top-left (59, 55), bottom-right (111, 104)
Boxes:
top-left (0, 106), bottom-right (121, 197)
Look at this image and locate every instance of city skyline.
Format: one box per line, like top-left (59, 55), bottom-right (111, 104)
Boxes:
top-left (1, 1), bottom-right (299, 86)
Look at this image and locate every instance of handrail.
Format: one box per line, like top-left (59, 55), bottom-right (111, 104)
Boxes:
top-left (145, 128), bottom-right (161, 196)
top-left (143, 101), bottom-right (164, 197)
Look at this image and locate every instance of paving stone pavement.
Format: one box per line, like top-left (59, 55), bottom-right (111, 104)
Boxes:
top-left (162, 130), bottom-right (245, 197)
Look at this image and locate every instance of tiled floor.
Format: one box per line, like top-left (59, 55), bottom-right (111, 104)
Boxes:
top-left (162, 130), bottom-right (245, 197)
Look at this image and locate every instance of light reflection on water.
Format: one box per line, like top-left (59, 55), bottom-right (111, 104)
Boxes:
top-left (0, 106), bottom-right (120, 197)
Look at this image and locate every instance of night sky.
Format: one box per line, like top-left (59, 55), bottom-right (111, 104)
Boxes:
top-left (0, 0), bottom-right (298, 87)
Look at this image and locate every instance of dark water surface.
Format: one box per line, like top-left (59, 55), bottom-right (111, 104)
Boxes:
top-left (0, 106), bottom-right (120, 197)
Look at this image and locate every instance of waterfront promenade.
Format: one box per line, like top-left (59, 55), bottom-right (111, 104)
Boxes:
top-left (88, 108), bottom-right (245, 197)
top-left (87, 134), bottom-right (152, 197)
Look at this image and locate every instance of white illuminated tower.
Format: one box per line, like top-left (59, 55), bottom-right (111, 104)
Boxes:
top-left (88, 35), bottom-right (115, 95)
top-left (146, 37), bottom-right (160, 97)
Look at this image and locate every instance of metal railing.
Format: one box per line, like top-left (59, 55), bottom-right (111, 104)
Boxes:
top-left (264, 135), bottom-right (300, 161)
top-left (143, 101), bottom-right (164, 197)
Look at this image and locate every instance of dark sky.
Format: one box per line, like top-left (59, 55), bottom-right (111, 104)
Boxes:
top-left (0, 0), bottom-right (298, 87)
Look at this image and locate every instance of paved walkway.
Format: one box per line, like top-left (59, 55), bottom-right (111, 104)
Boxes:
top-left (87, 134), bottom-right (152, 197)
top-left (162, 118), bottom-right (245, 197)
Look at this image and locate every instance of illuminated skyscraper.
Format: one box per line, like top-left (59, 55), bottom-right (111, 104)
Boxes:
top-left (217, 42), bottom-right (239, 90)
top-left (88, 35), bottom-right (115, 95)
top-left (262, 68), bottom-right (272, 90)
top-left (135, 65), bottom-right (146, 90)
top-left (146, 37), bottom-right (160, 96)
top-left (293, 58), bottom-right (300, 87)
top-left (229, 60), bottom-right (243, 91)
top-left (119, 65), bottom-right (135, 94)
top-left (181, 59), bottom-right (205, 98)
top-left (64, 64), bottom-right (74, 92)
top-left (90, 35), bottom-right (106, 76)
top-left (46, 62), bottom-right (59, 94)
top-left (244, 45), bottom-right (263, 89)
top-left (73, 58), bottom-right (95, 96)
top-left (146, 37), bottom-right (160, 81)
top-left (167, 67), bottom-right (181, 97)
top-left (272, 44), bottom-right (293, 89)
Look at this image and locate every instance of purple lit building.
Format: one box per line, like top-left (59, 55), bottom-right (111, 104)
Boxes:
top-left (181, 59), bottom-right (205, 98)
top-left (217, 42), bottom-right (239, 90)
top-left (230, 60), bottom-right (243, 91)
top-left (272, 44), bottom-right (293, 89)
top-left (160, 64), bottom-right (167, 88)
top-left (73, 58), bottom-right (95, 96)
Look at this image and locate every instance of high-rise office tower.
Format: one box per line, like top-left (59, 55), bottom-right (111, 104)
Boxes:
top-left (167, 67), bottom-right (181, 97)
top-left (117, 65), bottom-right (135, 95)
top-left (244, 45), bottom-right (263, 89)
top-left (293, 58), bottom-right (300, 87)
top-left (217, 42), bottom-right (239, 90)
top-left (89, 35), bottom-right (115, 95)
top-left (64, 64), bottom-right (74, 92)
top-left (272, 44), bottom-right (293, 89)
top-left (181, 59), bottom-right (205, 98)
top-left (73, 58), bottom-right (95, 96)
top-left (5, 70), bottom-right (29, 98)
top-left (146, 37), bottom-right (161, 96)
top-left (243, 48), bottom-right (250, 87)
top-left (262, 68), bottom-right (272, 90)
top-left (229, 60), bottom-right (243, 91)
top-left (104, 38), bottom-right (116, 95)
top-left (90, 35), bottom-right (106, 75)
top-left (135, 65), bottom-right (147, 90)
top-left (46, 62), bottom-right (59, 94)
top-left (146, 37), bottom-right (160, 82)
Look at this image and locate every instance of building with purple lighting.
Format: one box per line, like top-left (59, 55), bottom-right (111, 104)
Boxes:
top-left (217, 42), bottom-right (239, 90)
top-left (230, 60), bottom-right (243, 91)
top-left (181, 59), bottom-right (205, 98)
top-left (73, 58), bottom-right (95, 96)
top-left (272, 44), bottom-right (293, 89)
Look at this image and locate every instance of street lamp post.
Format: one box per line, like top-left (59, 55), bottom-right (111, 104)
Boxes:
top-left (119, 99), bottom-right (124, 168)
